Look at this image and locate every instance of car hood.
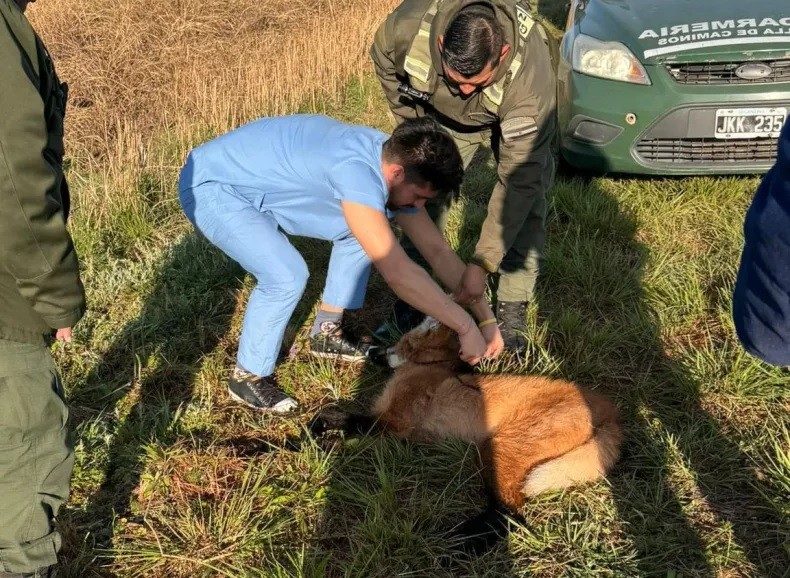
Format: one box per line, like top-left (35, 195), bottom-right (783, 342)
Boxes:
top-left (577, 0), bottom-right (790, 62)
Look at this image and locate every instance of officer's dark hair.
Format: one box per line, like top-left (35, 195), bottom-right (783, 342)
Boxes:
top-left (442, 4), bottom-right (504, 77)
top-left (382, 117), bottom-right (463, 197)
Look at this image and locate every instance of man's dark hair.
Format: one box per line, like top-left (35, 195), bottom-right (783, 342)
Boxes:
top-left (442, 4), bottom-right (504, 77)
top-left (382, 117), bottom-right (463, 197)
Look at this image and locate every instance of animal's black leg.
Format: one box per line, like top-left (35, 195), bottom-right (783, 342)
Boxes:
top-left (342, 412), bottom-right (379, 436)
top-left (223, 435), bottom-right (303, 454)
top-left (308, 407), bottom-right (379, 438)
top-left (448, 495), bottom-right (515, 557)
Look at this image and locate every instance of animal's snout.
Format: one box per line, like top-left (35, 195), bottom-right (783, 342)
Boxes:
top-left (367, 345), bottom-right (405, 369)
top-left (366, 345), bottom-right (407, 369)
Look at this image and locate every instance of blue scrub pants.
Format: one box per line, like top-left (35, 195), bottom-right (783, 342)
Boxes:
top-left (179, 182), bottom-right (371, 377)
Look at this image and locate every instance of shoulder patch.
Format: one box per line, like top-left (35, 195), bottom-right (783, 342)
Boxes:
top-left (516, 5), bottom-right (535, 40)
top-left (501, 116), bottom-right (538, 143)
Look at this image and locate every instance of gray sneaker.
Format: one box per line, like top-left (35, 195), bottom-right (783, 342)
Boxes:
top-left (227, 367), bottom-right (298, 413)
top-left (309, 324), bottom-right (372, 363)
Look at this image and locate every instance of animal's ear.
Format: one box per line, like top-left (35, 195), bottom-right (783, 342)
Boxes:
top-left (434, 324), bottom-right (459, 350)
top-left (398, 324), bottom-right (459, 364)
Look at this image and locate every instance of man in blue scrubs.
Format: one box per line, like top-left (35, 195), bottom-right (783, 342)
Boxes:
top-left (733, 119), bottom-right (790, 368)
top-left (179, 115), bottom-right (504, 411)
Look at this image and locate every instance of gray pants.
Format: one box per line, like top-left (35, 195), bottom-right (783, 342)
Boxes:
top-left (402, 127), bottom-right (552, 303)
top-left (0, 339), bottom-right (73, 573)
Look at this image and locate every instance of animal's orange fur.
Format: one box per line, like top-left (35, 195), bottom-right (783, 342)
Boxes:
top-left (371, 321), bottom-right (623, 512)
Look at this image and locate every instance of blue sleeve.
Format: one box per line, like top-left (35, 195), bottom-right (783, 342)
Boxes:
top-left (732, 120), bottom-right (790, 367)
top-left (329, 160), bottom-right (388, 213)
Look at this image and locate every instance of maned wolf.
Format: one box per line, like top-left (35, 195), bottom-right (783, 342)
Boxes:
top-left (367, 318), bottom-right (623, 513)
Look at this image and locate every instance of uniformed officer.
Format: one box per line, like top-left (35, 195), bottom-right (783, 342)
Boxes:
top-left (371, 0), bottom-right (557, 352)
top-left (178, 114), bottom-right (504, 412)
top-left (1, 1), bottom-right (87, 576)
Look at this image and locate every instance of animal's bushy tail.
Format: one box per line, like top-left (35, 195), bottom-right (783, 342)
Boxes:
top-left (523, 399), bottom-right (622, 496)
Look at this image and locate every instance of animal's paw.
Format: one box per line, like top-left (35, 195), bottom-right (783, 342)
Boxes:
top-left (308, 407), bottom-right (351, 437)
top-left (308, 407), bottom-right (379, 438)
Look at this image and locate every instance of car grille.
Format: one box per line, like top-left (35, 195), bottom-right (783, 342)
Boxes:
top-left (635, 137), bottom-right (778, 164)
top-left (665, 59), bottom-right (790, 85)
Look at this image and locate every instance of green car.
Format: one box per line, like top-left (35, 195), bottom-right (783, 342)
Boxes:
top-left (558, 0), bottom-right (790, 174)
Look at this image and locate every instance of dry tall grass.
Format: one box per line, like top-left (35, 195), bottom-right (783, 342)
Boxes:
top-left (28, 0), bottom-right (397, 224)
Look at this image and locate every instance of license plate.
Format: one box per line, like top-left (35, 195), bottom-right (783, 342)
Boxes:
top-left (714, 107), bottom-right (786, 139)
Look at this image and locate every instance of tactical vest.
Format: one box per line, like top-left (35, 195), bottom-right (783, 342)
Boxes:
top-left (402, 0), bottom-right (536, 115)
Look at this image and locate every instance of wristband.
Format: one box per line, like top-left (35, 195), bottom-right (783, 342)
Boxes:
top-left (470, 255), bottom-right (497, 274)
top-left (477, 318), bottom-right (497, 328)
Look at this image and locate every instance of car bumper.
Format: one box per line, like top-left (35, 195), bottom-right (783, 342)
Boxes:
top-left (558, 65), bottom-right (790, 175)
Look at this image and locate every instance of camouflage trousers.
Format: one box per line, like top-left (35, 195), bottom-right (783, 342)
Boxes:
top-left (0, 339), bottom-right (74, 574)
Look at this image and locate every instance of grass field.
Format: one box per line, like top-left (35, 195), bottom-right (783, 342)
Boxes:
top-left (24, 0), bottom-right (790, 576)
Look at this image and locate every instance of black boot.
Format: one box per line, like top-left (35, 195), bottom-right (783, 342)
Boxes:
top-left (496, 301), bottom-right (528, 352)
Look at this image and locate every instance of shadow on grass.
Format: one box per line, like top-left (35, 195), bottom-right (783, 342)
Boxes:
top-left (302, 313), bottom-right (519, 577)
top-left (58, 231), bottom-right (328, 577)
top-left (436, 130), bottom-right (786, 574)
top-left (531, 174), bottom-right (788, 576)
top-left (290, 135), bottom-right (534, 576)
top-left (505, 0), bottom-right (790, 572)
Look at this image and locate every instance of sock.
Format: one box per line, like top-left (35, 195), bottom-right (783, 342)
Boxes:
top-left (310, 308), bottom-right (342, 337)
top-left (233, 364), bottom-right (260, 379)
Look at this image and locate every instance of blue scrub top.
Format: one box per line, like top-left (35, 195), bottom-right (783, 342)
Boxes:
top-left (180, 114), bottom-right (409, 242)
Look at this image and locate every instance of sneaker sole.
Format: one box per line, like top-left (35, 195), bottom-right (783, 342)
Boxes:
top-left (309, 350), bottom-right (368, 363)
top-left (227, 388), bottom-right (298, 413)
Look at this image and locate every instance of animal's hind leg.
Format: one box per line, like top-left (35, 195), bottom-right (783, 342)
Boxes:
top-left (479, 436), bottom-right (532, 512)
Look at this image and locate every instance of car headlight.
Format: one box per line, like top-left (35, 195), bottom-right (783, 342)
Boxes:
top-left (572, 34), bottom-right (651, 85)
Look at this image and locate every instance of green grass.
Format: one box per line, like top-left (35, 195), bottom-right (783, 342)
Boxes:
top-left (54, 15), bottom-right (789, 578)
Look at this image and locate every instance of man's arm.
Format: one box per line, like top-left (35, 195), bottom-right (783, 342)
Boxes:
top-left (342, 201), bottom-right (488, 363)
top-left (370, 13), bottom-right (418, 125)
top-left (396, 208), bottom-right (497, 322)
top-left (396, 209), bottom-right (505, 357)
top-left (0, 20), bottom-right (86, 331)
top-left (343, 202), bottom-right (471, 330)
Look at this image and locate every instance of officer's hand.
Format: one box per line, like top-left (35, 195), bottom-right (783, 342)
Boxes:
top-left (480, 322), bottom-right (504, 358)
top-left (55, 328), bottom-right (73, 343)
top-left (458, 323), bottom-right (487, 365)
top-left (453, 263), bottom-right (488, 306)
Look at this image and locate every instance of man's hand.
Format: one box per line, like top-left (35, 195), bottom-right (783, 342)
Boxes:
top-left (453, 263), bottom-right (488, 306)
top-left (55, 327), bottom-right (73, 343)
top-left (458, 322), bottom-right (487, 365)
top-left (480, 322), bottom-right (504, 358)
